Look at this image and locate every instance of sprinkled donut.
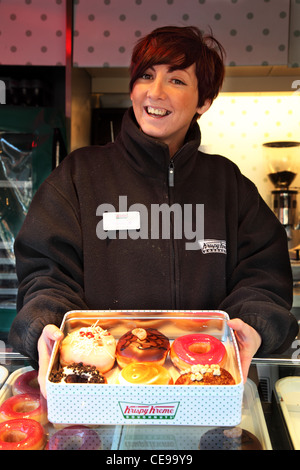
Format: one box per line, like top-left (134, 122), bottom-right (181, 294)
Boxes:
top-left (116, 328), bottom-right (170, 368)
top-left (49, 363), bottom-right (107, 384)
top-left (170, 333), bottom-right (226, 371)
top-left (60, 324), bottom-right (116, 374)
top-left (0, 419), bottom-right (46, 450)
top-left (118, 362), bottom-right (173, 385)
top-left (175, 364), bottom-right (235, 385)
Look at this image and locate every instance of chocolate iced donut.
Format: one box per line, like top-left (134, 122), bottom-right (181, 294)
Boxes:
top-left (116, 328), bottom-right (170, 368)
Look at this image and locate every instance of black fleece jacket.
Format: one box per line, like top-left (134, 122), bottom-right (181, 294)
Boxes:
top-left (8, 108), bottom-right (298, 365)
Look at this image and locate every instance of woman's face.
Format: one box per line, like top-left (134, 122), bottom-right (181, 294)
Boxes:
top-left (130, 63), bottom-right (210, 157)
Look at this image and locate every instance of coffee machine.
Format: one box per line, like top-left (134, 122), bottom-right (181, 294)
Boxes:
top-left (263, 141), bottom-right (300, 256)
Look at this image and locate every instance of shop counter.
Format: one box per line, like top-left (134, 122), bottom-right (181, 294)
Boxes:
top-left (1, 348), bottom-right (300, 450)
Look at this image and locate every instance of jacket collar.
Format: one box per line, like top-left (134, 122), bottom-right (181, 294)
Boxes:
top-left (116, 107), bottom-right (201, 183)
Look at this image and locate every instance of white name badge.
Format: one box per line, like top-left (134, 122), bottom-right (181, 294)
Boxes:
top-left (103, 211), bottom-right (141, 231)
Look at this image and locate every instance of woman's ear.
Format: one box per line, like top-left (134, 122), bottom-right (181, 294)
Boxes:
top-left (196, 99), bottom-right (211, 117)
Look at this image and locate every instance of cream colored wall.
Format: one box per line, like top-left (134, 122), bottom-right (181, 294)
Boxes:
top-left (199, 92), bottom-right (300, 209)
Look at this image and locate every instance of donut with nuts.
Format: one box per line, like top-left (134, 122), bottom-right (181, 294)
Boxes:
top-left (116, 328), bottom-right (170, 368)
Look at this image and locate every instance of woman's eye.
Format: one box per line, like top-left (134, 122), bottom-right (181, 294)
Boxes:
top-left (141, 73), bottom-right (152, 80)
top-left (172, 78), bottom-right (185, 85)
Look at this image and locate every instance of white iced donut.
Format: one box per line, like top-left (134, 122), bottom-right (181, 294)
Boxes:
top-left (60, 324), bottom-right (116, 374)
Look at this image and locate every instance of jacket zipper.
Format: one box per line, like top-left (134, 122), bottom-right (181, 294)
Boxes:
top-left (167, 158), bottom-right (179, 308)
top-left (168, 160), bottom-right (175, 187)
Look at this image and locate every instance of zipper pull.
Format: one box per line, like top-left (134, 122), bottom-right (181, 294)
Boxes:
top-left (168, 161), bottom-right (175, 187)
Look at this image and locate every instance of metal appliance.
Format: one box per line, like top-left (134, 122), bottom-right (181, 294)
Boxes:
top-left (263, 141), bottom-right (300, 227)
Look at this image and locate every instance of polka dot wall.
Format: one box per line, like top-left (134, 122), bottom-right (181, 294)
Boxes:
top-left (72, 0), bottom-right (299, 67)
top-left (290, 0), bottom-right (300, 66)
top-left (0, 0), bottom-right (66, 65)
top-left (0, 0), bottom-right (299, 67)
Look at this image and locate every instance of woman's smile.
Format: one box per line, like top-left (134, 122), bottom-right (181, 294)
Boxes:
top-left (144, 106), bottom-right (172, 117)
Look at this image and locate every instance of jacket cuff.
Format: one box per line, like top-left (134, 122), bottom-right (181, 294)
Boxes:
top-left (237, 311), bottom-right (298, 356)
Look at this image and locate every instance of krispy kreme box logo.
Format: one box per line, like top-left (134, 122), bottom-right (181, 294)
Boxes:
top-left (119, 401), bottom-right (180, 420)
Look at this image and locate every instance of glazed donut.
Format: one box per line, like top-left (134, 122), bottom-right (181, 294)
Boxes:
top-left (0, 419), bottom-right (46, 450)
top-left (47, 425), bottom-right (102, 451)
top-left (116, 328), bottom-right (170, 368)
top-left (49, 363), bottom-right (107, 384)
top-left (118, 362), bottom-right (173, 385)
top-left (12, 370), bottom-right (40, 396)
top-left (60, 324), bottom-right (116, 374)
top-left (0, 393), bottom-right (48, 426)
top-left (199, 427), bottom-right (263, 450)
top-left (170, 333), bottom-right (226, 371)
top-left (175, 364), bottom-right (235, 385)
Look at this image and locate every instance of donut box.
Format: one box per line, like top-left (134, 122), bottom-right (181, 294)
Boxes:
top-left (46, 310), bottom-right (244, 426)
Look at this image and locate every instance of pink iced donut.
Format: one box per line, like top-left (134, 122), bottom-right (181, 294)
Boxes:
top-left (47, 425), bottom-right (102, 450)
top-left (170, 334), bottom-right (226, 371)
top-left (12, 370), bottom-right (40, 396)
top-left (0, 419), bottom-right (46, 450)
top-left (0, 393), bottom-right (48, 426)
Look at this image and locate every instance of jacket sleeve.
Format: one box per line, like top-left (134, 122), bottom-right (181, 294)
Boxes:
top-left (8, 177), bottom-right (88, 365)
top-left (219, 172), bottom-right (298, 355)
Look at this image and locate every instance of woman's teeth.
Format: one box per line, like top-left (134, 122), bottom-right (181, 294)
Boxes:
top-left (146, 106), bottom-right (171, 116)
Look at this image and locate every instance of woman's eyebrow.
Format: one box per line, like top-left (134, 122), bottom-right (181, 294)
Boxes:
top-left (167, 66), bottom-right (190, 76)
top-left (145, 64), bottom-right (191, 79)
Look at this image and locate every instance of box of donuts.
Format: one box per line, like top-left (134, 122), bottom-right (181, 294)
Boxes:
top-left (46, 310), bottom-right (244, 426)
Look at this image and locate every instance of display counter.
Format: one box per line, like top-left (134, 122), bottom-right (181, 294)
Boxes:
top-left (0, 348), bottom-right (300, 450)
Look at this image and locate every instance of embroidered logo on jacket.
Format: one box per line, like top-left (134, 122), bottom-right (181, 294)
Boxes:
top-left (198, 239), bottom-right (227, 254)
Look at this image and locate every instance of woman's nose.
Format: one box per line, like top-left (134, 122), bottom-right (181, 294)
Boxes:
top-left (147, 78), bottom-right (166, 100)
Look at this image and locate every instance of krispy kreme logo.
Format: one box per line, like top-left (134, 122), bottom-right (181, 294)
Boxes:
top-left (119, 402), bottom-right (179, 420)
top-left (198, 239), bottom-right (226, 254)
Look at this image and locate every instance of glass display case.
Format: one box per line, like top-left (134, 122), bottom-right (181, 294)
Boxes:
top-left (0, 347), bottom-right (300, 450)
top-left (0, 105), bottom-right (67, 333)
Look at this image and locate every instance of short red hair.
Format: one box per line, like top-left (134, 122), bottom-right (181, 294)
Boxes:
top-left (129, 26), bottom-right (225, 110)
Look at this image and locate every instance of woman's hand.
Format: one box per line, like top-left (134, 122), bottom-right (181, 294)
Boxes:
top-left (37, 324), bottom-right (63, 398)
top-left (227, 318), bottom-right (262, 383)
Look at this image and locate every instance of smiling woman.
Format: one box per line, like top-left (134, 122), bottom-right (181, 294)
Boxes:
top-left (130, 63), bottom-right (208, 157)
top-left (129, 26), bottom-right (225, 157)
top-left (9, 26), bottom-right (298, 399)
top-left (129, 26), bottom-right (225, 109)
